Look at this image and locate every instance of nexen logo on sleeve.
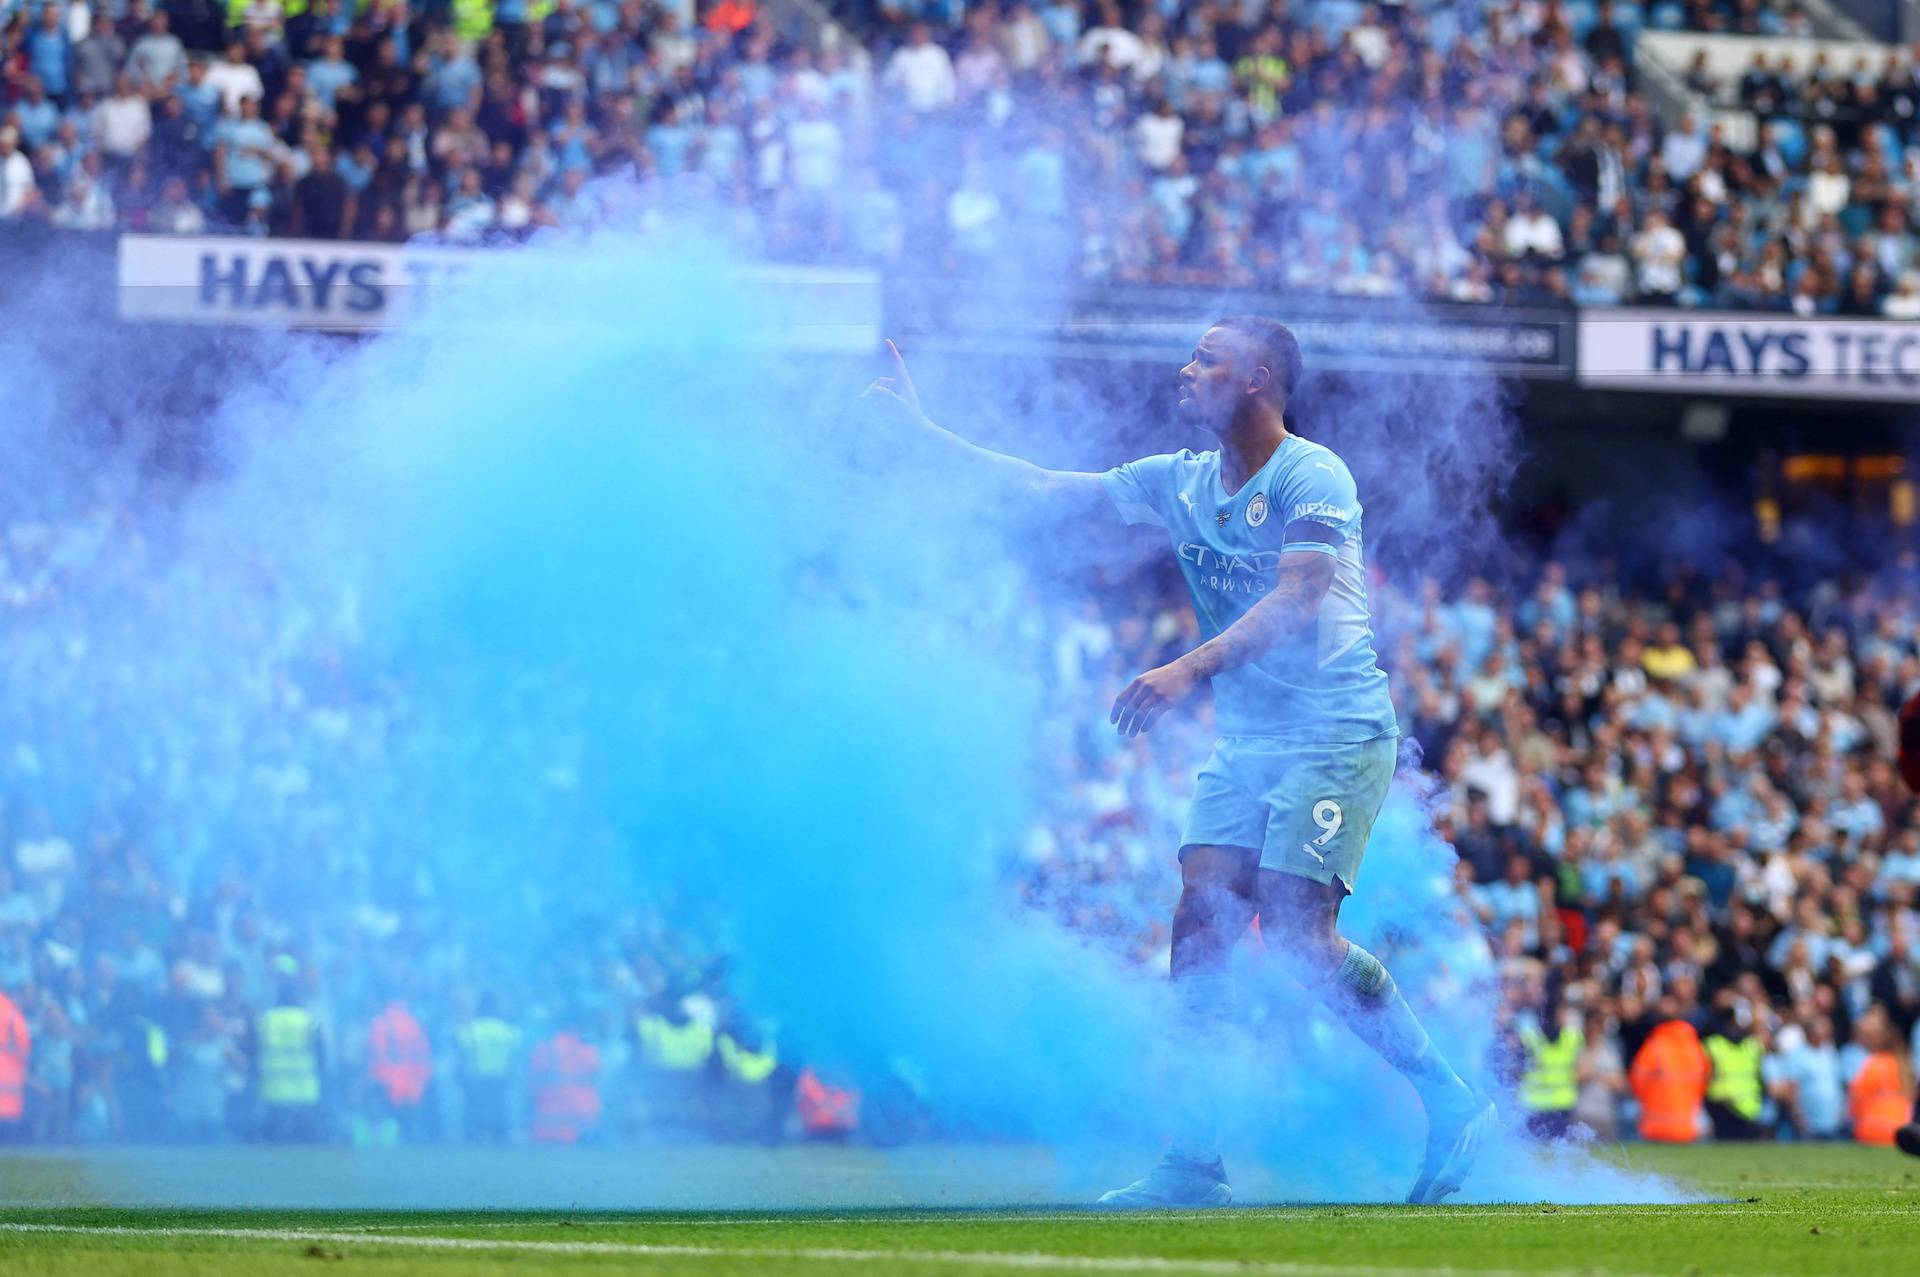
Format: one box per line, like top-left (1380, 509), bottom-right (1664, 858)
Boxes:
top-left (1291, 501), bottom-right (1352, 523)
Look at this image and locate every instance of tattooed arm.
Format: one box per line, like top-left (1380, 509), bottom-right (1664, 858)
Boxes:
top-left (1109, 548), bottom-right (1335, 737)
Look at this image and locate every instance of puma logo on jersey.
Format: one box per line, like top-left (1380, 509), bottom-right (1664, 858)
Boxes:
top-left (1314, 462), bottom-right (1337, 475)
top-left (1177, 491), bottom-right (1198, 516)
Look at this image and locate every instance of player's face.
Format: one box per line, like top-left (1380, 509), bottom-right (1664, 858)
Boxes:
top-left (1176, 326), bottom-right (1261, 433)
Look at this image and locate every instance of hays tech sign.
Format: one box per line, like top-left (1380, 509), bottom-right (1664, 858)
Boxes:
top-left (120, 234), bottom-right (474, 331)
top-left (1578, 311), bottom-right (1920, 402)
top-left (116, 235), bottom-right (880, 348)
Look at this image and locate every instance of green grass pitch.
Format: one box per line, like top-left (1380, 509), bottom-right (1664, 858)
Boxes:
top-left (2, 1143), bottom-right (1917, 1275)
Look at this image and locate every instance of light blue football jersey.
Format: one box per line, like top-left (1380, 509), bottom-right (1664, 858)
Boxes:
top-left (1101, 436), bottom-right (1398, 744)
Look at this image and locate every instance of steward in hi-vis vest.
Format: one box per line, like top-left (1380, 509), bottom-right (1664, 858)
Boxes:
top-left (1703, 1013), bottom-right (1766, 1141)
top-left (1518, 1014), bottom-right (1584, 1141)
top-left (256, 980), bottom-right (325, 1143)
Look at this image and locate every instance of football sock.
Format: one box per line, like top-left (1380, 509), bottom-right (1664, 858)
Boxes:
top-left (1326, 944), bottom-right (1469, 1111)
top-left (1167, 971), bottom-right (1234, 1165)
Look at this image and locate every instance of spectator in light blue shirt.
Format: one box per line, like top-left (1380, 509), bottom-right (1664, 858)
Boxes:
top-left (1765, 1017), bottom-right (1847, 1138)
top-left (1582, 846), bottom-right (1639, 906)
top-left (217, 95), bottom-right (277, 204)
top-left (1188, 34), bottom-right (1232, 96)
top-left (1747, 789), bottom-right (1797, 854)
top-left (1768, 900), bottom-right (1835, 974)
top-left (1013, 128), bottom-right (1068, 220)
top-left (307, 36), bottom-right (360, 112)
top-left (13, 75), bottom-right (61, 150)
top-left (1039, 0), bottom-right (1083, 46)
top-left (1710, 775), bottom-right (1758, 832)
top-left (1880, 831), bottom-right (1920, 892)
top-left (1829, 771), bottom-right (1884, 852)
top-left (1517, 563), bottom-right (1576, 637)
top-left (426, 36), bottom-right (482, 114)
top-left (27, 5), bottom-right (72, 102)
top-left (1564, 762), bottom-right (1622, 831)
top-left (1445, 104), bottom-right (1495, 200)
top-left (1446, 578), bottom-right (1499, 672)
top-left (1712, 685), bottom-right (1776, 753)
top-left (179, 58), bottom-right (220, 139)
top-left (1473, 855), bottom-right (1543, 952)
top-left (1245, 119), bottom-right (1300, 196)
top-left (1631, 688), bottom-right (1678, 732)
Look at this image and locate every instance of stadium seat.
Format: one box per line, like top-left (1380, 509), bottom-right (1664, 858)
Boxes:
top-left (1649, 1), bottom-right (1685, 30)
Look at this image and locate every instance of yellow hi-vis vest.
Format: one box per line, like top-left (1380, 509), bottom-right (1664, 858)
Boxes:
top-left (637, 1015), bottom-right (714, 1071)
top-left (227, 0), bottom-right (309, 28)
top-left (457, 1017), bottom-right (519, 1078)
top-left (258, 1007), bottom-right (320, 1107)
top-left (716, 1032), bottom-right (777, 1085)
top-left (1519, 1023), bottom-right (1583, 1113)
top-left (1705, 1034), bottom-right (1764, 1120)
top-left (451, 0), bottom-right (495, 41)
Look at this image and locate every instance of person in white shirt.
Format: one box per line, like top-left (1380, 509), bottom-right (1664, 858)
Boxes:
top-left (1075, 2), bottom-right (1143, 74)
top-left (150, 175), bottom-right (207, 234)
top-left (94, 72), bottom-right (154, 160)
top-left (785, 46), bottom-right (831, 108)
top-left (1807, 153), bottom-right (1851, 219)
top-left (205, 40), bottom-right (266, 117)
top-left (650, 11), bottom-right (697, 75)
top-left (997, 1), bottom-right (1051, 74)
top-left (1503, 189), bottom-right (1564, 260)
top-left (1349, 5), bottom-right (1391, 69)
top-left (50, 154), bottom-right (116, 229)
top-left (1128, 11), bottom-right (1169, 85)
top-left (1660, 111), bottom-right (1707, 183)
top-left (1133, 99), bottom-right (1183, 171)
top-left (882, 24), bottom-right (956, 114)
top-left (0, 127), bottom-right (37, 220)
top-left (1631, 209), bottom-right (1685, 302)
top-left (1885, 272), bottom-right (1920, 319)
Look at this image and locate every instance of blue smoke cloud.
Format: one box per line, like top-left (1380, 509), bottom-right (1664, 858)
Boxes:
top-left (0, 221), bottom-right (1689, 1206)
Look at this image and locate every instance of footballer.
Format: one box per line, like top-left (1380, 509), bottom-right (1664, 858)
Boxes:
top-left (862, 318), bottom-right (1495, 1206)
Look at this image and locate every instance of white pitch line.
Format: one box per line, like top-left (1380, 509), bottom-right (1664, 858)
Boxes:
top-left (0, 1221), bottom-right (1663, 1277)
top-left (334, 1202), bottom-right (1909, 1229)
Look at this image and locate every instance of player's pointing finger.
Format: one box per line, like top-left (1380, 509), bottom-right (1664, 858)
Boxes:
top-left (885, 340), bottom-right (916, 392)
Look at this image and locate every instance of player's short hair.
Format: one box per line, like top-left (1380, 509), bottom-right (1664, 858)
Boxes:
top-left (1214, 315), bottom-right (1303, 404)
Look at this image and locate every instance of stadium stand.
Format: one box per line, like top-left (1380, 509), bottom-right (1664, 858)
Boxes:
top-left (2, 0), bottom-right (1917, 1150)
top-left (0, 477), bottom-right (1917, 1145)
top-left (0, 0), bottom-right (1915, 310)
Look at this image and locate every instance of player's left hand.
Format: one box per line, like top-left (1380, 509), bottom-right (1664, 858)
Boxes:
top-left (1110, 659), bottom-right (1200, 737)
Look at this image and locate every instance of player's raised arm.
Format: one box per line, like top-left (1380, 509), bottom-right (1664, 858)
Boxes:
top-left (860, 340), bottom-right (1110, 526)
top-left (1110, 547), bottom-right (1333, 737)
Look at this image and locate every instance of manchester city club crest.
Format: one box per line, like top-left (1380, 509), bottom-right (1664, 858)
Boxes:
top-left (1246, 492), bottom-right (1268, 528)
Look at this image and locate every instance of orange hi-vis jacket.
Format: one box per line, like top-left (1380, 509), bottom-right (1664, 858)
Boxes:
top-left (1848, 1051), bottom-right (1910, 1146)
top-left (0, 992), bottom-right (28, 1122)
top-left (369, 1001), bottom-right (433, 1107)
top-left (705, 0), bottom-right (755, 35)
top-left (795, 1068), bottom-right (858, 1134)
top-left (530, 1031), bottom-right (601, 1143)
top-left (1629, 1019), bottom-right (1709, 1142)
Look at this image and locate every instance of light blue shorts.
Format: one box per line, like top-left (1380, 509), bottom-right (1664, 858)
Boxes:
top-left (1179, 733), bottom-right (1399, 892)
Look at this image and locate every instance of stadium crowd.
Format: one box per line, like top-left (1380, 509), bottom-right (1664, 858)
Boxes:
top-left (3, 0), bottom-right (1920, 312)
top-left (1, 467), bottom-right (1918, 1148)
top-left (1033, 531), bottom-right (1920, 1147)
